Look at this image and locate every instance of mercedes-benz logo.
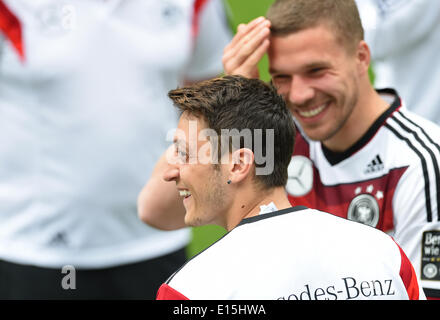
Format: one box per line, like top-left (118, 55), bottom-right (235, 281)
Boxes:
top-left (286, 156), bottom-right (314, 197)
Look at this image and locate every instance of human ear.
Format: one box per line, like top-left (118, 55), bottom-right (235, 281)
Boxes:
top-left (356, 40), bottom-right (371, 77)
top-left (227, 148), bottom-right (255, 184)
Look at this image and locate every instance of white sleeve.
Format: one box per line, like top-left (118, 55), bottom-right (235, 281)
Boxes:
top-left (356, 0), bottom-right (440, 60)
top-left (184, 0), bottom-right (232, 81)
top-left (392, 164), bottom-right (440, 298)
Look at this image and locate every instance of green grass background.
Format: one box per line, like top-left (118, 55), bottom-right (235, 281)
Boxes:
top-left (186, 0), bottom-right (275, 258)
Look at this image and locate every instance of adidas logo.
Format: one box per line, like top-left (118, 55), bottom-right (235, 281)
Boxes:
top-left (364, 155), bottom-right (384, 174)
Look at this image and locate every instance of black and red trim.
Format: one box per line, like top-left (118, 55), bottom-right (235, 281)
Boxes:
top-left (423, 288), bottom-right (440, 300)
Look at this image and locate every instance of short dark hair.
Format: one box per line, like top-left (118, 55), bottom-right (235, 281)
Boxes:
top-left (267, 0), bottom-right (364, 53)
top-left (168, 75), bottom-right (295, 189)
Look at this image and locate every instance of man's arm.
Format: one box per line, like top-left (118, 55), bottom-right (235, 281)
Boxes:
top-left (222, 16), bottom-right (271, 78)
top-left (137, 149), bottom-right (186, 230)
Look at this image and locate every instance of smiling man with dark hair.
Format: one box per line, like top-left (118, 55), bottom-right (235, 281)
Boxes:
top-left (148, 75), bottom-right (423, 300)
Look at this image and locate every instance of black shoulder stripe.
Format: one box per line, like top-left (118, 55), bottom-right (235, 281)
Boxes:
top-left (397, 111), bottom-right (440, 153)
top-left (393, 112), bottom-right (440, 222)
top-left (384, 122), bottom-right (433, 222)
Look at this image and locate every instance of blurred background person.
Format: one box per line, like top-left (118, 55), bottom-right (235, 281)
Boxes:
top-left (0, 0), bottom-right (230, 299)
top-left (356, 0), bottom-right (440, 124)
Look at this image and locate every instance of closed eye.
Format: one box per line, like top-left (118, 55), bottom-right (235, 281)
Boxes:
top-left (308, 67), bottom-right (326, 76)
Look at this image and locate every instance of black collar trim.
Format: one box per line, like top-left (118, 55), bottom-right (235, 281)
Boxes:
top-left (322, 88), bottom-right (402, 166)
top-left (238, 206), bottom-right (308, 227)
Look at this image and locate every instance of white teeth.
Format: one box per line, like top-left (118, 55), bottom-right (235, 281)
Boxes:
top-left (179, 190), bottom-right (191, 197)
top-left (298, 103), bottom-right (327, 118)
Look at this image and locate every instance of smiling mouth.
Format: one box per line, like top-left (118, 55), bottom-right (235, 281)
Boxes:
top-left (179, 190), bottom-right (192, 199)
top-left (297, 102), bottom-right (329, 118)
